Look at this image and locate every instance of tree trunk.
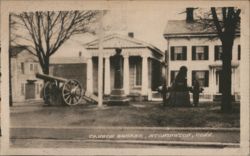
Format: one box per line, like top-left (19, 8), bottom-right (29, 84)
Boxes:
top-left (221, 39), bottom-right (233, 113)
top-left (42, 57), bottom-right (50, 75)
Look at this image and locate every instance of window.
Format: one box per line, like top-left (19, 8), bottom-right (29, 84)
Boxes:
top-left (135, 61), bottom-right (142, 86)
top-left (170, 46), bottom-right (187, 60)
top-left (21, 62), bottom-right (25, 74)
top-left (30, 63), bottom-right (34, 72)
top-left (214, 45), bottom-right (222, 60)
top-left (192, 71), bottom-right (209, 87)
top-left (21, 83), bottom-right (25, 96)
top-left (34, 64), bottom-right (39, 73)
top-left (36, 83), bottom-right (40, 94)
top-left (238, 45), bottom-right (241, 60)
top-left (192, 46), bottom-right (208, 60)
top-left (170, 70), bottom-right (179, 83)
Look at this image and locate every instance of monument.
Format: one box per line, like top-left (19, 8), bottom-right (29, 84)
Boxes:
top-left (108, 48), bottom-right (130, 105)
top-left (168, 66), bottom-right (192, 107)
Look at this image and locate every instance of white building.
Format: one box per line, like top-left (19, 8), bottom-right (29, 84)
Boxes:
top-left (10, 46), bottom-right (44, 102)
top-left (163, 9), bottom-right (240, 101)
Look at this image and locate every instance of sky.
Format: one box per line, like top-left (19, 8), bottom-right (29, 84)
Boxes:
top-left (53, 6), bottom-right (185, 58)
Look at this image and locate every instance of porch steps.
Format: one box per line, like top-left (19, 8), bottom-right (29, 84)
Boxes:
top-left (151, 91), bottom-right (162, 101)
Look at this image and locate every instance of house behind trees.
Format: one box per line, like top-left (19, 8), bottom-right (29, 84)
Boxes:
top-left (163, 8), bottom-right (240, 101)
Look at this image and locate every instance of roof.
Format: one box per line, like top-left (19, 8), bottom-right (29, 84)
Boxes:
top-left (164, 20), bottom-right (240, 37)
top-left (84, 33), bottom-right (163, 56)
top-left (10, 46), bottom-right (34, 57)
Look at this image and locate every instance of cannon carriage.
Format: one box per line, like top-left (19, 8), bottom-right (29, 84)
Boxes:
top-left (36, 73), bottom-right (83, 106)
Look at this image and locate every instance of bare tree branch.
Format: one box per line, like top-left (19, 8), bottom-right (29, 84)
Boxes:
top-left (10, 10), bottom-right (102, 74)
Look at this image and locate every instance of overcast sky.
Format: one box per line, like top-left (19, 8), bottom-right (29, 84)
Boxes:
top-left (54, 7), bottom-right (185, 58)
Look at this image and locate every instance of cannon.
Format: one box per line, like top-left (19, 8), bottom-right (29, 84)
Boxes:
top-left (36, 73), bottom-right (83, 106)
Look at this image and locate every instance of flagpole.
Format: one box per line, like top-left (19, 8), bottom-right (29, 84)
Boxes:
top-left (98, 11), bottom-right (104, 107)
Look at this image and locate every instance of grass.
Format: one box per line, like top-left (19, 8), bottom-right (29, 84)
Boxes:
top-left (10, 101), bottom-right (240, 128)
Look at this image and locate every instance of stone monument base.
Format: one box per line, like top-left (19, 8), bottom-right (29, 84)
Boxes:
top-left (107, 89), bottom-right (130, 106)
top-left (168, 91), bottom-right (191, 107)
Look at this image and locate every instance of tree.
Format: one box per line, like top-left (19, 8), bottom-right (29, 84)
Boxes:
top-left (10, 10), bottom-right (101, 74)
top-left (210, 7), bottom-right (240, 113)
top-left (196, 7), bottom-right (240, 113)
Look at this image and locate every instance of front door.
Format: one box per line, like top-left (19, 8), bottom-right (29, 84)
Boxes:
top-left (215, 70), bottom-right (223, 93)
top-left (25, 83), bottom-right (36, 99)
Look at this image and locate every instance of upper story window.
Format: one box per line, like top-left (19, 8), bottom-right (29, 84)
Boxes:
top-left (192, 70), bottom-right (209, 87)
top-left (30, 63), bottom-right (34, 71)
top-left (192, 46), bottom-right (209, 60)
top-left (21, 62), bottom-right (25, 74)
top-left (170, 46), bottom-right (187, 61)
top-left (214, 45), bottom-right (223, 60)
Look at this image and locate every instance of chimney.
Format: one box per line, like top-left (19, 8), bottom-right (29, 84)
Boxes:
top-left (128, 32), bottom-right (134, 38)
top-left (186, 8), bottom-right (194, 22)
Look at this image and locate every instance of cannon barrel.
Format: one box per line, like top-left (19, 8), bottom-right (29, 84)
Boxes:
top-left (37, 73), bottom-right (83, 106)
top-left (36, 73), bottom-right (67, 83)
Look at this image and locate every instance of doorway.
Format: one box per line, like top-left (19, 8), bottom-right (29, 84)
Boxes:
top-left (25, 82), bottom-right (36, 99)
top-left (215, 70), bottom-right (223, 93)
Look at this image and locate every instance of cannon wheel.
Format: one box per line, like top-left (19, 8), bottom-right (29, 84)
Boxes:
top-left (62, 80), bottom-right (83, 106)
top-left (43, 81), bottom-right (57, 105)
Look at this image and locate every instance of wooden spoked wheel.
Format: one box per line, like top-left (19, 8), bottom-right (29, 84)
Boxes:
top-left (62, 80), bottom-right (83, 106)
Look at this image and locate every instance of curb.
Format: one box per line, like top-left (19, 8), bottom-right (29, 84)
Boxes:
top-left (10, 127), bottom-right (240, 144)
top-left (10, 126), bottom-right (240, 131)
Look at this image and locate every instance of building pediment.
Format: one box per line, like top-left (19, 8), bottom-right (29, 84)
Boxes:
top-left (84, 34), bottom-right (163, 56)
top-left (85, 34), bottom-right (144, 49)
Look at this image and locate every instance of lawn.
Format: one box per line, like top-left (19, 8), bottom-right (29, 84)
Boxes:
top-left (10, 101), bottom-right (240, 128)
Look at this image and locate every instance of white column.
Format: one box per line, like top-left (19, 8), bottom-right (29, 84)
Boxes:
top-left (86, 57), bottom-right (93, 94)
top-left (123, 55), bottom-right (129, 95)
top-left (141, 56), bottom-right (148, 95)
top-left (104, 56), bottom-right (111, 95)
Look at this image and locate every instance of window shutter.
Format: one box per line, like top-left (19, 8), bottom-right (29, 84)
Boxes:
top-left (183, 46), bottom-right (187, 60)
top-left (215, 46), bottom-right (219, 60)
top-left (205, 71), bottom-right (209, 87)
top-left (192, 46), bottom-right (196, 60)
top-left (204, 46), bottom-right (209, 60)
top-left (171, 47), bottom-right (175, 60)
top-left (171, 71), bottom-right (175, 83)
top-left (238, 45), bottom-right (241, 60)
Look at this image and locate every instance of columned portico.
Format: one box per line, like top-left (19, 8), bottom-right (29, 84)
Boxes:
top-left (141, 56), bottom-right (149, 95)
top-left (104, 55), bottom-right (111, 95)
top-left (85, 33), bottom-right (164, 102)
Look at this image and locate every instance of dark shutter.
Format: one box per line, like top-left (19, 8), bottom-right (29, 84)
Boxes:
top-left (215, 46), bottom-right (219, 60)
top-left (204, 46), bottom-right (209, 60)
top-left (183, 46), bottom-right (187, 60)
top-left (171, 47), bottom-right (175, 60)
top-left (238, 45), bottom-right (241, 60)
top-left (205, 71), bottom-right (209, 87)
top-left (192, 46), bottom-right (196, 60)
